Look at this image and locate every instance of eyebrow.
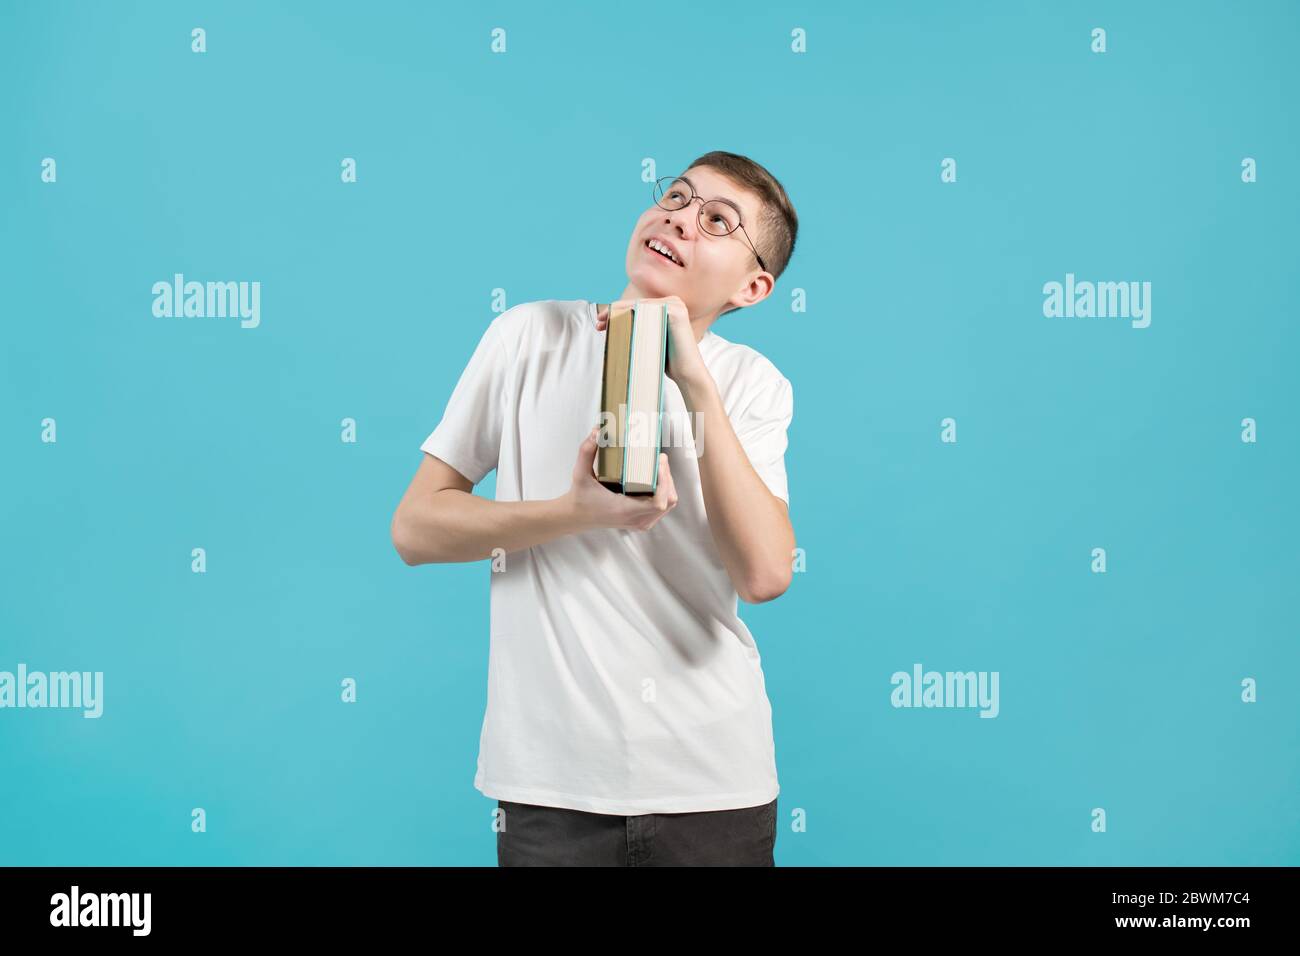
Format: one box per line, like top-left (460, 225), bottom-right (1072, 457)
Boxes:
top-left (677, 175), bottom-right (746, 218)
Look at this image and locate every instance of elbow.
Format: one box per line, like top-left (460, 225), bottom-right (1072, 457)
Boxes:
top-left (390, 510), bottom-right (423, 566)
top-left (740, 563), bottom-right (793, 605)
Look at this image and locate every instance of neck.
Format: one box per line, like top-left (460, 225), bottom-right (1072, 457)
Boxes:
top-left (616, 283), bottom-right (714, 344)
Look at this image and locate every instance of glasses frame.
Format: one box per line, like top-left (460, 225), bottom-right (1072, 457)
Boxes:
top-left (652, 175), bottom-right (768, 273)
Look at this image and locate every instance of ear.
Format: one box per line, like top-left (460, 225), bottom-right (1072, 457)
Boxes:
top-left (730, 270), bottom-right (774, 312)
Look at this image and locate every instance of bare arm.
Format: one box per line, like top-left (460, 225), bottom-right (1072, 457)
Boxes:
top-left (678, 372), bottom-right (796, 605)
top-left (391, 455), bottom-right (583, 564)
top-left (391, 430), bottom-right (680, 565)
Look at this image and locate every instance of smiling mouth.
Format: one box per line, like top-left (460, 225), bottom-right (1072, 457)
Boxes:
top-left (645, 240), bottom-right (684, 267)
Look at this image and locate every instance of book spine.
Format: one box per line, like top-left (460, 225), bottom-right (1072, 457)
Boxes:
top-left (649, 303), bottom-right (667, 493)
top-left (597, 303), bottom-right (611, 483)
top-left (622, 302), bottom-right (637, 494)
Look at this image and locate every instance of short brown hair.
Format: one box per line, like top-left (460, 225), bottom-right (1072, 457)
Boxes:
top-left (684, 150), bottom-right (799, 311)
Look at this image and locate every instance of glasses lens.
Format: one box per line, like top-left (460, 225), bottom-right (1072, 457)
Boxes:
top-left (699, 199), bottom-right (740, 236)
top-left (654, 177), bottom-right (692, 210)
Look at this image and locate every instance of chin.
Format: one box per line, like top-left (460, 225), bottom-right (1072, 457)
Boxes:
top-left (627, 267), bottom-right (678, 298)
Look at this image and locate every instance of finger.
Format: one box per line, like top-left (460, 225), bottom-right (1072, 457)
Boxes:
top-left (658, 453), bottom-right (678, 502)
top-left (575, 426), bottom-right (600, 476)
top-left (597, 299), bottom-right (637, 330)
top-left (660, 471), bottom-right (678, 511)
top-left (649, 454), bottom-right (675, 513)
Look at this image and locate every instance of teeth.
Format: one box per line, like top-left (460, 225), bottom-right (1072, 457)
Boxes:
top-left (648, 239), bottom-right (679, 264)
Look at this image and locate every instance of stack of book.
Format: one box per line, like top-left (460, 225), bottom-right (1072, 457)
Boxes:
top-left (596, 300), bottom-right (669, 495)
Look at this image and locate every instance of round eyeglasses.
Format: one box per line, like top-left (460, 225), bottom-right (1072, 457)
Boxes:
top-left (652, 175), bottom-right (767, 273)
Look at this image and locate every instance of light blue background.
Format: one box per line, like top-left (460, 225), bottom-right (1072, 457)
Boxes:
top-left (1, 0), bottom-right (1296, 866)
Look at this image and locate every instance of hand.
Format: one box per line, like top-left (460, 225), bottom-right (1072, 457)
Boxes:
top-left (595, 296), bottom-right (708, 390)
top-left (563, 427), bottom-right (678, 532)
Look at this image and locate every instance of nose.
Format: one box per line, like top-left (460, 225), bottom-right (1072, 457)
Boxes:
top-left (661, 201), bottom-right (698, 241)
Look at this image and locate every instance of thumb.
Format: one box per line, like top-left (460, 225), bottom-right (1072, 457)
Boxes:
top-left (575, 426), bottom-right (600, 472)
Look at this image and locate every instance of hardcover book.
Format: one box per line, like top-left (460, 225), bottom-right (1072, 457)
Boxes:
top-left (595, 300), bottom-right (668, 495)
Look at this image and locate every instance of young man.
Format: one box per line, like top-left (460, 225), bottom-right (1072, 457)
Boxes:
top-left (391, 151), bottom-right (799, 866)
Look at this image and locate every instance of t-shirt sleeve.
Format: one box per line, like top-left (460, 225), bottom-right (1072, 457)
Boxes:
top-left (419, 320), bottom-right (510, 486)
top-left (734, 374), bottom-right (794, 505)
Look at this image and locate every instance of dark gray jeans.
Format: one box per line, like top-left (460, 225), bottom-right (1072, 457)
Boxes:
top-left (496, 796), bottom-right (778, 866)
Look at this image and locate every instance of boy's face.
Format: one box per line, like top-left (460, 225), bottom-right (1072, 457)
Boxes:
top-left (623, 165), bottom-right (773, 320)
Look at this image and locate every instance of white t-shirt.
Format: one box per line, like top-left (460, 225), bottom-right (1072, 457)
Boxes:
top-left (420, 298), bottom-right (793, 815)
